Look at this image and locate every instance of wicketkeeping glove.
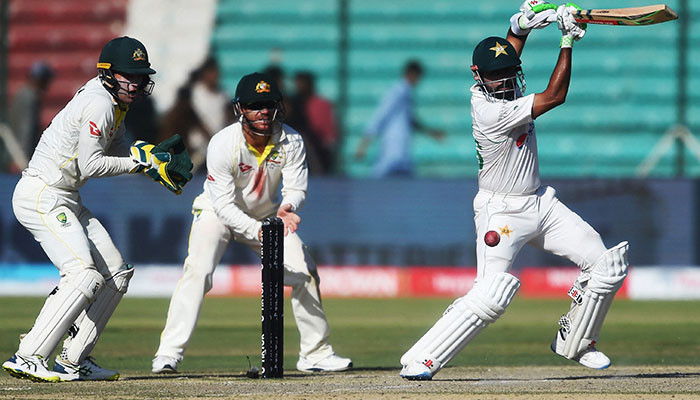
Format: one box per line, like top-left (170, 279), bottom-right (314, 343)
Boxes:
top-left (130, 135), bottom-right (193, 195)
top-left (510, 0), bottom-right (558, 36)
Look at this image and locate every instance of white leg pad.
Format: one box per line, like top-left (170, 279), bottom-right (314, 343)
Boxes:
top-left (18, 268), bottom-right (104, 358)
top-left (61, 265), bottom-right (134, 364)
top-left (400, 272), bottom-right (520, 375)
top-left (560, 242), bottom-right (628, 359)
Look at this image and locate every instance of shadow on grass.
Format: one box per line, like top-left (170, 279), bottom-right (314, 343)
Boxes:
top-left (436, 371), bottom-right (700, 382)
top-left (123, 371), bottom-right (342, 381)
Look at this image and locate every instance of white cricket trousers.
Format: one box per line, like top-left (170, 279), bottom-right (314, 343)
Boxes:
top-left (11, 174), bottom-right (127, 359)
top-left (12, 175), bottom-right (125, 276)
top-left (474, 186), bottom-right (607, 279)
top-left (156, 208), bottom-right (334, 362)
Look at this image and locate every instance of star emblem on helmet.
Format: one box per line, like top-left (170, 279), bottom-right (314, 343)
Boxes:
top-left (255, 81), bottom-right (271, 93)
top-left (132, 48), bottom-right (146, 61)
top-left (489, 41), bottom-right (509, 58)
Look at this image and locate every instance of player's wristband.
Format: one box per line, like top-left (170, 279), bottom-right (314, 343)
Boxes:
top-left (560, 35), bottom-right (574, 48)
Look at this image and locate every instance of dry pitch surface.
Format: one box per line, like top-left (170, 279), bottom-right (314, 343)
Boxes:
top-left (1, 365), bottom-right (699, 399)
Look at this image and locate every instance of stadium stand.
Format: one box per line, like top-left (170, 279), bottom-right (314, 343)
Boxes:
top-left (6, 0), bottom-right (679, 178)
top-left (210, 0), bottom-right (685, 178)
top-left (7, 0), bottom-right (128, 129)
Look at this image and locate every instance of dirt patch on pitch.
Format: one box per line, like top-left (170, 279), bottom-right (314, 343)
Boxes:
top-left (1, 366), bottom-right (699, 399)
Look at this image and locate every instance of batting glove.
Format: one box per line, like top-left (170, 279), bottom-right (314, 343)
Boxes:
top-left (510, 0), bottom-right (558, 36)
top-left (557, 3), bottom-right (587, 48)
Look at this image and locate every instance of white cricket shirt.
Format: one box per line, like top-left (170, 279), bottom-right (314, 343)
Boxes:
top-left (25, 77), bottom-right (133, 190)
top-left (193, 121), bottom-right (307, 241)
top-left (470, 84), bottom-right (540, 195)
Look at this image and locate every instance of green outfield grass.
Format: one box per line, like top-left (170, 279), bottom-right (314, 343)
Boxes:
top-left (1, 296), bottom-right (699, 376)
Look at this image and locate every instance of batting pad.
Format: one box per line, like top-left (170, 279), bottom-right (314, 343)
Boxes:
top-left (18, 268), bottom-right (104, 358)
top-left (62, 266), bottom-right (134, 364)
top-left (400, 272), bottom-right (520, 374)
top-left (561, 242), bottom-right (628, 359)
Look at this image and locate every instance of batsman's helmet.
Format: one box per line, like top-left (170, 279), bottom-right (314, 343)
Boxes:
top-left (470, 36), bottom-right (526, 101)
top-left (233, 72), bottom-right (285, 136)
top-left (97, 36), bottom-right (155, 97)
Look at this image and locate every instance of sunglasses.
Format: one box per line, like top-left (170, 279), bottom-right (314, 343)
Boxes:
top-left (243, 101), bottom-right (277, 111)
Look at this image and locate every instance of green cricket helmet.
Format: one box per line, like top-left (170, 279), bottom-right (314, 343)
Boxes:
top-left (233, 72), bottom-right (285, 136)
top-left (97, 36), bottom-right (155, 97)
top-left (234, 72), bottom-right (283, 104)
top-left (470, 36), bottom-right (526, 101)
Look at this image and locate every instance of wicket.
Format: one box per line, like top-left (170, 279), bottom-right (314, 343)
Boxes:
top-left (261, 217), bottom-right (284, 378)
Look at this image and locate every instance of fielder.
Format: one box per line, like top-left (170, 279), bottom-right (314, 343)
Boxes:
top-left (152, 72), bottom-right (352, 374)
top-left (2, 36), bottom-right (193, 382)
top-left (400, 1), bottom-right (629, 380)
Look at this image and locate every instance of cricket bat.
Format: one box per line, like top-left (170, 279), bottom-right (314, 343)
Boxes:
top-left (572, 4), bottom-right (678, 26)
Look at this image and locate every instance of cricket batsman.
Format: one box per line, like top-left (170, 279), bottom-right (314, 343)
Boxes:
top-left (399, 1), bottom-right (629, 380)
top-left (152, 72), bottom-right (352, 374)
top-left (2, 36), bottom-right (193, 382)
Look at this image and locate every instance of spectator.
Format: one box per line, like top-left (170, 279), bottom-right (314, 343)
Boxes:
top-left (287, 71), bottom-right (338, 174)
top-left (158, 86), bottom-right (209, 150)
top-left (7, 61), bottom-right (55, 171)
top-left (263, 65), bottom-right (286, 95)
top-left (261, 64), bottom-right (330, 174)
top-left (355, 60), bottom-right (444, 178)
top-left (188, 56), bottom-right (235, 172)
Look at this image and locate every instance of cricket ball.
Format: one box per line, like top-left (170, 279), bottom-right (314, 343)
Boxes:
top-left (484, 230), bottom-right (500, 247)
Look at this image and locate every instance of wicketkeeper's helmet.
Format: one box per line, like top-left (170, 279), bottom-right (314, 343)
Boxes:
top-left (471, 36), bottom-right (526, 102)
top-left (97, 36), bottom-right (155, 97)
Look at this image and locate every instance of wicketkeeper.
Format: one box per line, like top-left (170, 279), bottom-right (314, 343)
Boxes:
top-left (2, 36), bottom-right (193, 382)
top-left (400, 1), bottom-right (629, 380)
top-left (152, 72), bottom-right (352, 374)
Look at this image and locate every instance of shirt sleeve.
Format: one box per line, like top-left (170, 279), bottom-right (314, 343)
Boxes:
top-left (77, 99), bottom-right (134, 177)
top-left (477, 94), bottom-right (535, 138)
top-left (204, 134), bottom-right (262, 241)
top-left (280, 135), bottom-right (308, 211)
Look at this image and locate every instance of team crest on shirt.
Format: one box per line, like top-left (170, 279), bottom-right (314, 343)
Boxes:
top-left (266, 150), bottom-right (282, 167)
top-left (56, 212), bottom-right (71, 227)
top-left (516, 123), bottom-right (534, 149)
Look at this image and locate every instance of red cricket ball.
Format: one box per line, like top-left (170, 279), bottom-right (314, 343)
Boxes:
top-left (484, 230), bottom-right (500, 247)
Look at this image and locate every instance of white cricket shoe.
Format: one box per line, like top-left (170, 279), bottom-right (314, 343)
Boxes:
top-left (152, 355), bottom-right (179, 374)
top-left (53, 355), bottom-right (119, 381)
top-left (296, 354), bottom-right (352, 372)
top-left (551, 329), bottom-right (611, 370)
top-left (574, 347), bottom-right (611, 369)
top-left (2, 354), bottom-right (62, 382)
top-left (399, 360), bottom-right (434, 381)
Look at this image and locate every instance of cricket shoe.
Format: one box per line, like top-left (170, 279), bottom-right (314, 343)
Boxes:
top-left (2, 354), bottom-right (62, 382)
top-left (152, 355), bottom-right (179, 374)
top-left (551, 329), bottom-right (611, 370)
top-left (399, 359), bottom-right (438, 381)
top-left (53, 355), bottom-right (119, 381)
top-left (296, 354), bottom-right (352, 372)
